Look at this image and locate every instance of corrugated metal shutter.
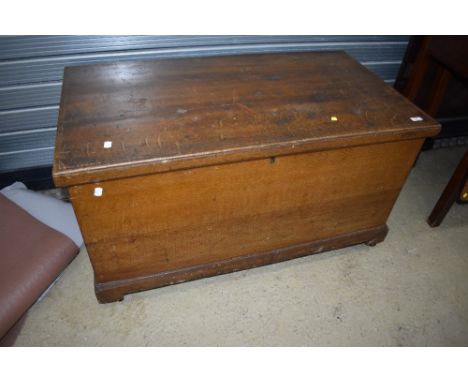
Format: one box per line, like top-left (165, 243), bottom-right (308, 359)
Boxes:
top-left (0, 35), bottom-right (408, 172)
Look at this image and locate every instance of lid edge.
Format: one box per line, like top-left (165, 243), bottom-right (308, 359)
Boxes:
top-left (53, 122), bottom-right (440, 188)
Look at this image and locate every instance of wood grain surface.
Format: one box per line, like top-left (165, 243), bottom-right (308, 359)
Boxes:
top-left (70, 139), bottom-right (423, 287)
top-left (53, 52), bottom-right (439, 187)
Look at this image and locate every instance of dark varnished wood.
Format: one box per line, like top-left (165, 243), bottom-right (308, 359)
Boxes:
top-left (53, 52), bottom-right (439, 187)
top-left (53, 52), bottom-right (440, 302)
top-left (428, 150), bottom-right (468, 227)
top-left (428, 36), bottom-right (468, 79)
top-left (402, 36), bottom-right (468, 118)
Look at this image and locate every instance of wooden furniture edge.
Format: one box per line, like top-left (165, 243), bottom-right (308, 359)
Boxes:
top-left (427, 150), bottom-right (468, 227)
top-left (53, 130), bottom-right (440, 188)
top-left (94, 224), bottom-right (388, 303)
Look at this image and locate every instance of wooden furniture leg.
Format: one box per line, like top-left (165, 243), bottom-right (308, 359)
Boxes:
top-left (404, 37), bottom-right (432, 102)
top-left (428, 150), bottom-right (468, 227)
top-left (426, 66), bottom-right (452, 117)
top-left (460, 180), bottom-right (468, 203)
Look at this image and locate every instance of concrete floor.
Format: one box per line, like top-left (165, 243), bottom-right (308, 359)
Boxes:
top-left (15, 146), bottom-right (468, 346)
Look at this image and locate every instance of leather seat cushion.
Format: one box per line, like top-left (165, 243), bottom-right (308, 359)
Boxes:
top-left (0, 194), bottom-right (78, 339)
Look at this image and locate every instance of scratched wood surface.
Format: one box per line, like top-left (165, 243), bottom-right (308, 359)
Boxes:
top-left (53, 51), bottom-right (439, 187)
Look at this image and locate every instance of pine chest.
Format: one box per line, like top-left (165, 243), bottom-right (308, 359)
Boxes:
top-left (53, 52), bottom-right (440, 303)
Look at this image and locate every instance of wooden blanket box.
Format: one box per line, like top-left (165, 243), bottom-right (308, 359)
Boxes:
top-left (53, 52), bottom-right (440, 303)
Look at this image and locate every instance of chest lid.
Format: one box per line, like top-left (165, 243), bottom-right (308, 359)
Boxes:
top-left (53, 51), bottom-right (439, 187)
